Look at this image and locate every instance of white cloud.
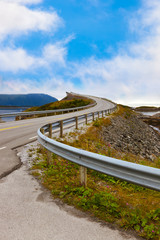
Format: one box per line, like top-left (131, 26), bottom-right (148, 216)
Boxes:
top-left (129, 0), bottom-right (160, 37)
top-left (0, 77), bottom-right (76, 99)
top-left (0, 0), bottom-right (42, 5)
top-left (42, 43), bottom-right (67, 67)
top-left (1, 0), bottom-right (160, 105)
top-left (72, 53), bottom-right (160, 105)
top-left (0, 0), bottom-right (66, 72)
top-left (69, 0), bottom-right (160, 106)
top-left (0, 36), bottom-right (72, 72)
top-left (0, 1), bottom-right (62, 41)
top-left (0, 47), bottom-right (35, 72)
top-left (42, 35), bottom-right (75, 67)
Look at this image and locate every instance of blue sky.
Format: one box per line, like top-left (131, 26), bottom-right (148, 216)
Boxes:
top-left (0, 0), bottom-right (160, 106)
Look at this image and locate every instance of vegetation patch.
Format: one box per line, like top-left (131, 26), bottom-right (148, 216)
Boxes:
top-left (16, 98), bottom-right (93, 120)
top-left (25, 98), bottom-right (93, 112)
top-left (30, 105), bottom-right (160, 239)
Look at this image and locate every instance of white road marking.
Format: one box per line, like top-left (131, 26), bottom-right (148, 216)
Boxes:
top-left (0, 146), bottom-right (6, 150)
top-left (29, 136), bottom-right (37, 140)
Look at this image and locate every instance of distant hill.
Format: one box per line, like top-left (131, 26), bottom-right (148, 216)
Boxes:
top-left (0, 94), bottom-right (58, 107)
top-left (135, 106), bottom-right (160, 112)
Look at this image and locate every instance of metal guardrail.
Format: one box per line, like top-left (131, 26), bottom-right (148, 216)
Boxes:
top-left (0, 102), bottom-right (96, 119)
top-left (37, 104), bottom-right (160, 191)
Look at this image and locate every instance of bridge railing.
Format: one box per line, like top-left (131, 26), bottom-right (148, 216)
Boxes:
top-left (0, 102), bottom-right (96, 119)
top-left (37, 105), bottom-right (160, 192)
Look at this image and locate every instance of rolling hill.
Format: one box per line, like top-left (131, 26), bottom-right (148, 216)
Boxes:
top-left (0, 94), bottom-right (57, 107)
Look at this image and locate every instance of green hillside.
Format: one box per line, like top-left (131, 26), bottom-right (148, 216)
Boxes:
top-left (25, 98), bottom-right (93, 112)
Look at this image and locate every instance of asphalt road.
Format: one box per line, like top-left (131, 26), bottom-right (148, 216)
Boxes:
top-left (0, 96), bottom-right (140, 240)
top-left (0, 97), bottom-right (115, 178)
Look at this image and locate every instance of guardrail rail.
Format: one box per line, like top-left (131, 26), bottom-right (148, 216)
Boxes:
top-left (37, 100), bottom-right (160, 192)
top-left (0, 102), bottom-right (96, 120)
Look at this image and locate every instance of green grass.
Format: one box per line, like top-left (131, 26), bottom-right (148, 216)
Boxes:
top-left (25, 98), bottom-right (93, 112)
top-left (16, 98), bottom-right (93, 120)
top-left (30, 105), bottom-right (160, 239)
top-left (31, 149), bottom-right (160, 240)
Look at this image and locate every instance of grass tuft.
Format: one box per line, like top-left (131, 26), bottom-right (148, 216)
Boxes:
top-left (30, 105), bottom-right (160, 239)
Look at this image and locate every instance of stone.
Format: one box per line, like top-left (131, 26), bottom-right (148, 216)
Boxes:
top-left (101, 113), bottom-right (160, 161)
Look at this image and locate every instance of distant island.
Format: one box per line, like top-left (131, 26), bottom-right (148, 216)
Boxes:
top-left (0, 94), bottom-right (58, 107)
top-left (135, 106), bottom-right (160, 112)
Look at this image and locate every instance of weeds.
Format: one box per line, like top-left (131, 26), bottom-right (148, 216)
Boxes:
top-left (31, 147), bottom-right (160, 240)
top-left (30, 105), bottom-right (160, 239)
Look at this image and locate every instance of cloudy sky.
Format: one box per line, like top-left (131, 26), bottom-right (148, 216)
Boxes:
top-left (0, 0), bottom-right (160, 106)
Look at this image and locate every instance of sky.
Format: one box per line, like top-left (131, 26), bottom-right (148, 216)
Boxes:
top-left (0, 0), bottom-right (160, 106)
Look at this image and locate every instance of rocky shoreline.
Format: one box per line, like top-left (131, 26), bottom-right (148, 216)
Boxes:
top-left (135, 106), bottom-right (160, 112)
top-left (100, 111), bottom-right (160, 161)
top-left (137, 113), bottom-right (160, 131)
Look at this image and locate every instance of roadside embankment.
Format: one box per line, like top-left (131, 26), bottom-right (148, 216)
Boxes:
top-left (100, 107), bottom-right (160, 161)
top-left (30, 105), bottom-right (160, 240)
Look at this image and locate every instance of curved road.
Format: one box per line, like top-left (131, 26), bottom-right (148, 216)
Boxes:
top-left (0, 96), bottom-right (115, 178)
top-left (0, 95), bottom-right (139, 240)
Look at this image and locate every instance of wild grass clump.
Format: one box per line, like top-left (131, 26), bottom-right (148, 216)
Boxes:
top-left (31, 105), bottom-right (160, 239)
top-left (32, 148), bottom-right (160, 240)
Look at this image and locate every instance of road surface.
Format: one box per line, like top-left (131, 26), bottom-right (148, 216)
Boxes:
top-left (0, 96), bottom-right (140, 240)
top-left (0, 97), bottom-right (114, 178)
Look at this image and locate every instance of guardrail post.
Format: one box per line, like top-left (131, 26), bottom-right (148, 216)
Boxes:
top-left (49, 124), bottom-right (52, 138)
top-left (98, 112), bottom-right (99, 119)
top-left (92, 112), bottom-right (95, 121)
top-left (60, 120), bottom-right (63, 138)
top-left (46, 150), bottom-right (52, 166)
top-left (75, 116), bottom-right (78, 129)
top-left (85, 114), bottom-right (88, 124)
top-left (80, 166), bottom-right (87, 187)
top-left (40, 128), bottom-right (45, 151)
top-left (41, 127), bottom-right (52, 165)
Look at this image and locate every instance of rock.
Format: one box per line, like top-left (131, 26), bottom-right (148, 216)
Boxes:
top-left (101, 113), bottom-right (160, 161)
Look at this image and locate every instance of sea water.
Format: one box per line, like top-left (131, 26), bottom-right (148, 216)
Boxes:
top-left (139, 111), bottom-right (160, 116)
top-left (139, 111), bottom-right (160, 133)
top-left (0, 108), bottom-right (28, 122)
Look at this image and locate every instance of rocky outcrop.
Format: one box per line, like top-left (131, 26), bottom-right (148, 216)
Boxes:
top-left (138, 113), bottom-right (160, 130)
top-left (135, 106), bottom-right (160, 112)
top-left (101, 114), bottom-right (160, 161)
